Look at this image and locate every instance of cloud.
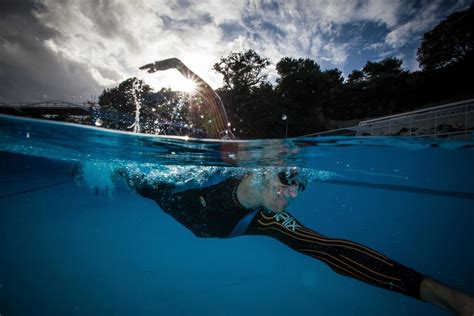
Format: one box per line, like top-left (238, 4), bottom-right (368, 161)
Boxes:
top-left (0, 0), bottom-right (103, 101)
top-left (363, 42), bottom-right (385, 52)
top-left (320, 42), bottom-right (349, 66)
top-left (222, 0), bottom-right (403, 69)
top-left (30, 0), bottom-right (236, 91)
top-left (384, 0), bottom-right (470, 49)
top-left (0, 0), bottom-right (469, 100)
top-left (28, 0), bottom-right (409, 90)
top-left (384, 1), bottom-right (440, 48)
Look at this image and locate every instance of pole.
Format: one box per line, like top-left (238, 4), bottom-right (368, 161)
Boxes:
top-left (282, 114), bottom-right (288, 138)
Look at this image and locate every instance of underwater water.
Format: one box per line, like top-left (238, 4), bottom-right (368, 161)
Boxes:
top-left (0, 114), bottom-right (473, 316)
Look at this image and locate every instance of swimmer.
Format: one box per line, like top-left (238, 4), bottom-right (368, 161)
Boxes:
top-left (130, 58), bottom-right (474, 315)
top-left (119, 167), bottom-right (473, 316)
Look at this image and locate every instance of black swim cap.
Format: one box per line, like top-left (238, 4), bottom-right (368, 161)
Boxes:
top-left (278, 170), bottom-right (305, 191)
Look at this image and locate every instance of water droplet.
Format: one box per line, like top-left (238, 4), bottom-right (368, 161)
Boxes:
top-left (228, 153), bottom-right (236, 160)
top-left (94, 118), bottom-right (103, 127)
top-left (26, 132), bottom-right (30, 138)
top-left (170, 151), bottom-right (176, 155)
top-left (281, 114), bottom-right (287, 120)
top-left (227, 122), bottom-right (231, 126)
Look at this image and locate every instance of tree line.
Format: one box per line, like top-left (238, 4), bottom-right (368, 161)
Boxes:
top-left (98, 5), bottom-right (474, 138)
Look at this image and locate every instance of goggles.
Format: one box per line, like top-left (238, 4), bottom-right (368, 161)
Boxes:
top-left (278, 171), bottom-right (305, 191)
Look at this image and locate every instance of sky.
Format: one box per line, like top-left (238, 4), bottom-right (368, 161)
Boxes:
top-left (0, 0), bottom-right (471, 102)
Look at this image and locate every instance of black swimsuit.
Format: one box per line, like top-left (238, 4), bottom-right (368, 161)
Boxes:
top-left (131, 177), bottom-right (256, 238)
top-left (129, 176), bottom-right (424, 300)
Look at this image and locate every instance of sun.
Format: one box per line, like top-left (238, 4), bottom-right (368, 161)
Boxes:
top-left (142, 70), bottom-right (199, 93)
top-left (175, 78), bottom-right (197, 93)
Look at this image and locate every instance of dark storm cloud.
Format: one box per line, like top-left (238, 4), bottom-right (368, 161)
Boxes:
top-left (0, 0), bottom-right (39, 14)
top-left (0, 0), bottom-right (101, 102)
top-left (76, 0), bottom-right (140, 50)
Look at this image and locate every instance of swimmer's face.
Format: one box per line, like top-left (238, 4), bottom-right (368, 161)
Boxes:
top-left (261, 173), bottom-right (299, 213)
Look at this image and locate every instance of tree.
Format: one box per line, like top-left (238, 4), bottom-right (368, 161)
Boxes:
top-left (347, 70), bottom-right (364, 84)
top-left (275, 57), bottom-right (335, 135)
top-left (417, 5), bottom-right (474, 70)
top-left (275, 57), bottom-right (322, 97)
top-left (213, 50), bottom-right (271, 91)
top-left (276, 57), bottom-right (321, 78)
top-left (98, 77), bottom-right (153, 114)
top-left (98, 77), bottom-right (154, 131)
top-left (212, 50), bottom-right (277, 138)
top-left (322, 69), bottom-right (344, 93)
top-left (361, 57), bottom-right (404, 80)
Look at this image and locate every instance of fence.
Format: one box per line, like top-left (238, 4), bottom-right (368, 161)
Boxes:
top-left (303, 99), bottom-right (474, 139)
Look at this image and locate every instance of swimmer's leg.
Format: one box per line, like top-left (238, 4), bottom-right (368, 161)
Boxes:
top-left (244, 210), bottom-right (423, 298)
top-left (244, 210), bottom-right (474, 314)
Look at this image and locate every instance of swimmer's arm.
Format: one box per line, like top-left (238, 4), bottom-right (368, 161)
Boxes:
top-left (140, 58), bottom-right (235, 140)
top-left (117, 169), bottom-right (174, 202)
top-left (140, 58), bottom-right (215, 98)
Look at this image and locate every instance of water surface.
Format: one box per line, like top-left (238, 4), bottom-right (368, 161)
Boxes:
top-left (0, 114), bottom-right (473, 315)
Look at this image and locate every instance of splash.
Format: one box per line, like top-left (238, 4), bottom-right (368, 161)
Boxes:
top-left (75, 161), bottom-right (116, 195)
top-left (74, 162), bottom-right (336, 196)
top-left (129, 78), bottom-right (143, 133)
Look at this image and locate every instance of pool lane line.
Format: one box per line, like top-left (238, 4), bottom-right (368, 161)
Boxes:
top-left (0, 180), bottom-right (74, 199)
top-left (320, 179), bottom-right (474, 200)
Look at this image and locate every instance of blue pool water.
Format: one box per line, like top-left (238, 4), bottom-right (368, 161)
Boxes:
top-left (0, 114), bottom-right (473, 315)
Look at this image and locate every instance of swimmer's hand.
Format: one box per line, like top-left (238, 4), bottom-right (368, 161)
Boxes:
top-left (139, 58), bottom-right (183, 73)
top-left (73, 162), bottom-right (117, 197)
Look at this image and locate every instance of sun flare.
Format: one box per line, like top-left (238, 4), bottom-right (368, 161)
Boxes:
top-left (143, 72), bottom-right (197, 93)
top-left (176, 78), bottom-right (197, 93)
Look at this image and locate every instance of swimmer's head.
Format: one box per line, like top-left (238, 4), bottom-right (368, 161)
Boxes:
top-left (256, 168), bottom-right (304, 213)
top-left (277, 168), bottom-right (306, 192)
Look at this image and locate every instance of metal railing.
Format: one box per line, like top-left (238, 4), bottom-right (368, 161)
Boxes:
top-left (0, 100), bottom-right (93, 112)
top-left (302, 99), bottom-right (474, 139)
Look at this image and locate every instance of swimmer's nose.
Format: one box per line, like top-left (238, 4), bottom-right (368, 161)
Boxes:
top-left (287, 186), bottom-right (299, 198)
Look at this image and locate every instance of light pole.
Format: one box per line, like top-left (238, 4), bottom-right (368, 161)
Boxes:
top-left (282, 114), bottom-right (288, 138)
